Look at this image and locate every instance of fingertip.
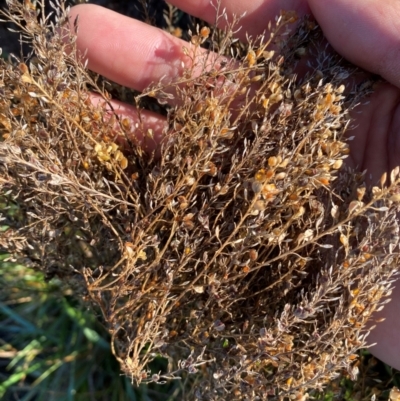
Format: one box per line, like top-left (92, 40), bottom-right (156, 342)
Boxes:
top-left (68, 3), bottom-right (104, 31)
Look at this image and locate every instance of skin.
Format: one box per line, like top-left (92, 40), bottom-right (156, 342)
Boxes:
top-left (68, 0), bottom-right (400, 370)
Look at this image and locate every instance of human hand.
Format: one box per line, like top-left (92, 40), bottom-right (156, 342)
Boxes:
top-left (68, 0), bottom-right (400, 370)
top-left (307, 0), bottom-right (400, 371)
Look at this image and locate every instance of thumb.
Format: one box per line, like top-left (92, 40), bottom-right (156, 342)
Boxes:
top-left (308, 0), bottom-right (400, 88)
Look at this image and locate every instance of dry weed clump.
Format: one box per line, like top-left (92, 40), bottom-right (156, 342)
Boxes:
top-left (0, 1), bottom-right (400, 399)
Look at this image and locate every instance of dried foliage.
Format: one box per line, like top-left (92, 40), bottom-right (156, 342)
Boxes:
top-left (1, 1), bottom-right (400, 400)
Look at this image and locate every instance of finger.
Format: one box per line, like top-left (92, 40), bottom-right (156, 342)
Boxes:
top-left (366, 283), bottom-right (400, 371)
top-left (90, 95), bottom-right (167, 154)
top-left (68, 4), bottom-right (210, 93)
top-left (308, 0), bottom-right (400, 88)
top-left (167, 0), bottom-right (311, 40)
top-left (67, 4), bottom-right (230, 153)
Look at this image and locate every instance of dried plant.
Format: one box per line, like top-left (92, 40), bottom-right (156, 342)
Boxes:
top-left (1, 1), bottom-right (400, 400)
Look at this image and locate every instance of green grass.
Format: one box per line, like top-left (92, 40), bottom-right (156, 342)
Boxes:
top-left (0, 254), bottom-right (183, 401)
